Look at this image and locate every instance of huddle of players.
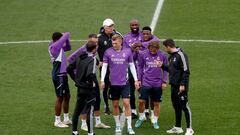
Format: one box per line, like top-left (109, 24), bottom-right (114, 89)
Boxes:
top-left (48, 18), bottom-right (194, 135)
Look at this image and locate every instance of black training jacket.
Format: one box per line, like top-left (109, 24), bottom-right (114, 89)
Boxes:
top-left (67, 52), bottom-right (97, 94)
top-left (162, 48), bottom-right (190, 86)
top-left (97, 27), bottom-right (121, 62)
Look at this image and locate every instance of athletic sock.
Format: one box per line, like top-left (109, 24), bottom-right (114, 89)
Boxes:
top-left (153, 115), bottom-right (158, 123)
top-left (113, 115), bottom-right (120, 127)
top-left (126, 116), bottom-right (132, 129)
top-left (82, 119), bottom-right (87, 126)
top-left (55, 115), bottom-right (61, 122)
top-left (95, 116), bottom-right (101, 125)
top-left (64, 113), bottom-right (69, 121)
top-left (139, 113), bottom-right (145, 120)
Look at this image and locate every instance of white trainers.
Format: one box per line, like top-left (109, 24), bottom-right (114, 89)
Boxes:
top-left (127, 128), bottom-right (135, 135)
top-left (185, 128), bottom-right (194, 135)
top-left (166, 126), bottom-right (184, 134)
top-left (63, 119), bottom-right (72, 125)
top-left (54, 121), bottom-right (69, 128)
top-left (81, 124), bottom-right (88, 131)
top-left (95, 123), bottom-right (111, 129)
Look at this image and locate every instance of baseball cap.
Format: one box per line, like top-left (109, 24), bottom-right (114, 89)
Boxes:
top-left (103, 18), bottom-right (114, 27)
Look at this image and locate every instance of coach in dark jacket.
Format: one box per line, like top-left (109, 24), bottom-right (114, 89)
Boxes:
top-left (157, 39), bottom-right (194, 135)
top-left (67, 41), bottom-right (97, 135)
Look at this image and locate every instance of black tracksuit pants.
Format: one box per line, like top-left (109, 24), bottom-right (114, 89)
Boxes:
top-left (171, 85), bottom-right (192, 128)
top-left (129, 73), bottom-right (136, 110)
top-left (72, 89), bottom-right (96, 134)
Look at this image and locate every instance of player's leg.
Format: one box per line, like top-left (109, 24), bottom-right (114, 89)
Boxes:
top-left (122, 84), bottom-right (135, 134)
top-left (151, 87), bottom-right (163, 129)
top-left (94, 82), bottom-right (110, 129)
top-left (109, 85), bottom-right (121, 133)
top-left (72, 93), bottom-right (87, 135)
top-left (144, 97), bottom-right (150, 120)
top-left (166, 86), bottom-right (183, 134)
top-left (179, 86), bottom-right (194, 135)
top-left (53, 76), bottom-right (68, 128)
top-left (85, 93), bottom-right (96, 135)
top-left (135, 86), bottom-right (148, 128)
top-left (80, 114), bottom-right (88, 131)
top-left (62, 76), bottom-right (72, 125)
top-left (129, 74), bottom-right (137, 119)
top-left (103, 70), bottom-right (111, 115)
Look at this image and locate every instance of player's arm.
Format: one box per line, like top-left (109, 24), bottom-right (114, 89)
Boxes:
top-left (179, 53), bottom-right (190, 86)
top-left (67, 47), bottom-right (84, 64)
top-left (128, 51), bottom-right (140, 89)
top-left (162, 54), bottom-right (169, 83)
top-left (100, 51), bottom-right (109, 90)
top-left (50, 32), bottom-right (70, 57)
top-left (63, 39), bottom-right (71, 51)
top-left (136, 52), bottom-right (143, 85)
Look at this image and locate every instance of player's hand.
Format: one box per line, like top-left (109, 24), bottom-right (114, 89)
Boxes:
top-left (138, 81), bottom-right (142, 87)
top-left (100, 81), bottom-right (105, 90)
top-left (155, 60), bottom-right (163, 67)
top-left (178, 85), bottom-right (185, 94)
top-left (161, 83), bottom-right (167, 90)
top-left (99, 62), bottom-right (103, 67)
top-left (134, 81), bottom-right (140, 90)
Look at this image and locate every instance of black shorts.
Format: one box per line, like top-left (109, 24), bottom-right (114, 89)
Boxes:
top-left (109, 84), bottom-right (130, 100)
top-left (139, 86), bottom-right (162, 102)
top-left (52, 75), bottom-right (70, 97)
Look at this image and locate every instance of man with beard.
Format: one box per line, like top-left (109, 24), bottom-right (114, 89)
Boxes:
top-left (123, 19), bottom-right (142, 119)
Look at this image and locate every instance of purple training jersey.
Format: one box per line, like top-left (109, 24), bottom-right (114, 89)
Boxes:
top-left (67, 44), bottom-right (87, 64)
top-left (137, 49), bottom-right (168, 87)
top-left (123, 31), bottom-right (142, 49)
top-left (48, 32), bottom-right (71, 74)
top-left (103, 47), bottom-right (134, 85)
top-left (68, 44), bottom-right (98, 64)
top-left (141, 35), bottom-right (160, 50)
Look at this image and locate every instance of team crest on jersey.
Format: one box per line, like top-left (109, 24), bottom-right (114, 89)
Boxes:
top-left (173, 57), bottom-right (176, 62)
top-left (111, 54), bottom-right (115, 57)
top-left (146, 57), bottom-right (149, 60)
top-left (104, 41), bottom-right (107, 45)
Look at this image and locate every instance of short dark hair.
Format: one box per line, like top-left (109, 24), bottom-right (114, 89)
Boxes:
top-left (163, 38), bottom-right (176, 48)
top-left (52, 32), bottom-right (62, 42)
top-left (142, 26), bottom-right (152, 32)
top-left (88, 33), bottom-right (97, 39)
top-left (86, 41), bottom-right (97, 52)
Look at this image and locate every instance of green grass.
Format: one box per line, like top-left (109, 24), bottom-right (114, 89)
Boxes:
top-left (0, 0), bottom-right (240, 135)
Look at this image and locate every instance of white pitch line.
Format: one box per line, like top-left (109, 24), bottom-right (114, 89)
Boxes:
top-left (150, 0), bottom-right (165, 33)
top-left (0, 39), bottom-right (87, 45)
top-left (0, 39), bottom-right (240, 45)
top-left (174, 39), bottom-right (240, 44)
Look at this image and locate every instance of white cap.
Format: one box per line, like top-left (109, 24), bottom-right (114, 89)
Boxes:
top-left (103, 18), bottom-right (114, 27)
